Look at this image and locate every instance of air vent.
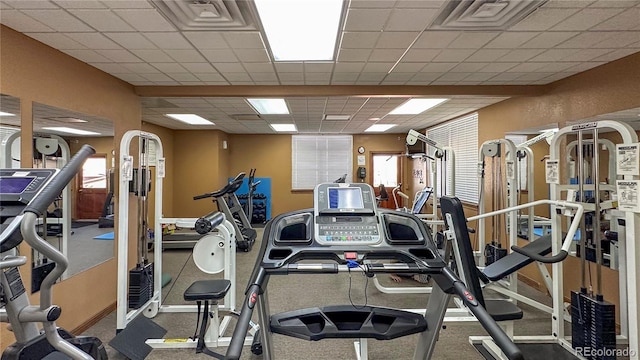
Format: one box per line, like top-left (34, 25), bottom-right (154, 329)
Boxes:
top-left (152, 0), bottom-right (259, 31)
top-left (232, 114), bottom-right (262, 121)
top-left (323, 114), bottom-right (351, 121)
top-left (430, 0), bottom-right (547, 30)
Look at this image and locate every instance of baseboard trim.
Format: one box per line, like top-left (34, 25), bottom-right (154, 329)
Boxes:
top-left (72, 302), bottom-right (116, 335)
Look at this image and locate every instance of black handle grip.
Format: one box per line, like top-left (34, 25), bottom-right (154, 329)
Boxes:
top-left (193, 192), bottom-right (214, 200)
top-left (24, 145), bottom-right (96, 216)
top-left (226, 284), bottom-right (261, 360)
top-left (604, 230), bottom-right (618, 241)
top-left (286, 263), bottom-right (338, 273)
top-left (511, 246), bottom-right (568, 263)
top-left (452, 281), bottom-right (523, 360)
top-left (194, 211), bottom-right (225, 235)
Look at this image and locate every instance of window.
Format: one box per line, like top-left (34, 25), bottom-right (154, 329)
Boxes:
top-left (427, 113), bottom-right (478, 203)
top-left (81, 157), bottom-right (107, 189)
top-left (372, 154), bottom-right (398, 187)
top-left (292, 135), bottom-right (352, 190)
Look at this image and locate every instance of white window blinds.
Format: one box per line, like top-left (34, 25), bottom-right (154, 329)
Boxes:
top-left (292, 135), bottom-right (353, 190)
top-left (427, 113), bottom-right (479, 203)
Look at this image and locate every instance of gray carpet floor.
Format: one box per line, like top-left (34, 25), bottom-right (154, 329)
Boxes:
top-left (82, 228), bottom-right (567, 360)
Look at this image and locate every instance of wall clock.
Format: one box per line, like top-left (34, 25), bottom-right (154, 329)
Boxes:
top-left (357, 146), bottom-right (365, 154)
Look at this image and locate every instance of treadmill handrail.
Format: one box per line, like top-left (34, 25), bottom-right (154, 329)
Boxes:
top-left (192, 172), bottom-right (247, 200)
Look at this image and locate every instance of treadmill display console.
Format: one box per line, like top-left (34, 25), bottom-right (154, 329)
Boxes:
top-left (0, 177), bottom-right (36, 194)
top-left (314, 183), bottom-right (381, 245)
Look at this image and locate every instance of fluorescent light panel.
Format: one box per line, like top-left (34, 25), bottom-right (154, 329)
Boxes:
top-left (389, 98), bottom-right (449, 115)
top-left (247, 98), bottom-right (289, 114)
top-left (365, 124), bottom-right (396, 132)
top-left (165, 114), bottom-right (214, 125)
top-left (0, 111), bottom-right (15, 116)
top-left (324, 114), bottom-right (351, 121)
top-left (270, 124), bottom-right (297, 132)
top-left (255, 0), bottom-right (343, 61)
top-left (42, 127), bottom-right (100, 135)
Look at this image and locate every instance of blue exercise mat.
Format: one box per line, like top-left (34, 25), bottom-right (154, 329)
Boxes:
top-left (533, 227), bottom-right (581, 240)
top-left (94, 232), bottom-right (114, 240)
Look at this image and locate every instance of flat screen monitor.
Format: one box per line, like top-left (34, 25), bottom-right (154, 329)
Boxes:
top-left (328, 187), bottom-right (364, 209)
top-left (0, 177), bottom-right (35, 194)
top-left (411, 187), bottom-right (433, 214)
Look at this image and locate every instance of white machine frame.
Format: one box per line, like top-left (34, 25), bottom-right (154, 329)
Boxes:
top-left (115, 130), bottom-right (257, 352)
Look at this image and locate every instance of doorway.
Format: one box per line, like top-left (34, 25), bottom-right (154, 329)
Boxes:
top-left (76, 155), bottom-right (107, 220)
top-left (371, 153), bottom-right (402, 209)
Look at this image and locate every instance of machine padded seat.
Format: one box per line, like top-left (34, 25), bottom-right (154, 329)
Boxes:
top-left (485, 299), bottom-right (524, 322)
top-left (183, 280), bottom-right (231, 302)
top-left (482, 234), bottom-right (552, 281)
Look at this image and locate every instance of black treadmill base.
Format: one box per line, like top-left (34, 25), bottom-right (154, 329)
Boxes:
top-left (474, 343), bottom-right (580, 360)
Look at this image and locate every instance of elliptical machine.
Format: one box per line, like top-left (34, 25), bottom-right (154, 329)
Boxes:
top-left (241, 168), bottom-right (261, 224)
top-left (0, 145), bottom-right (108, 360)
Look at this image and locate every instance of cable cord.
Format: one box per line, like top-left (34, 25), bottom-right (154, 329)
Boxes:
top-left (162, 251), bottom-right (193, 303)
top-left (347, 262), bottom-right (369, 309)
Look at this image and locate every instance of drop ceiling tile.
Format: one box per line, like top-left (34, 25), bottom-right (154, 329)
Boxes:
top-left (64, 49), bottom-right (111, 62)
top-left (544, 0), bottom-right (592, 7)
top-left (529, 48), bottom-right (582, 61)
top-left (53, 1), bottom-right (105, 8)
top-left (305, 73), bottom-right (332, 81)
top-left (395, 0), bottom-right (447, 8)
top-left (1, 11), bottom-right (54, 32)
top-left (463, 72), bottom-right (500, 81)
top-left (275, 63), bottom-right (304, 72)
top-left (242, 63), bottom-right (274, 72)
top-left (510, 8), bottom-right (581, 31)
top-left (130, 49), bottom-right (173, 62)
top-left (337, 49), bottom-right (372, 62)
top-left (484, 32), bottom-right (540, 48)
top-left (104, 32), bottom-right (155, 49)
top-left (144, 32), bottom-right (193, 50)
top-left (551, 8), bottom-right (624, 31)
top-left (139, 73), bottom-right (172, 82)
top-left (112, 9), bottom-right (175, 31)
top-left (304, 63), bottom-right (334, 72)
top-left (195, 73), bottom-right (225, 82)
top-left (201, 49), bottom-right (238, 63)
top-left (180, 63), bottom-right (217, 73)
top-left (234, 48), bottom-right (270, 62)
top-left (505, 62), bottom-right (547, 72)
top-left (122, 62), bottom-right (159, 73)
top-left (431, 49), bottom-right (475, 62)
top-left (436, 72), bottom-right (468, 81)
top-left (401, 48), bottom-right (441, 62)
top-left (592, 48), bottom-right (640, 62)
top-left (561, 48), bottom-right (614, 61)
top-left (532, 62), bottom-right (579, 72)
top-left (362, 62), bottom-right (394, 72)
top-left (385, 8), bottom-right (438, 31)
top-left (64, 32), bottom-right (123, 49)
top-left (26, 32), bottom-right (85, 49)
top-left (520, 32), bottom-right (579, 48)
top-left (334, 62), bottom-right (366, 72)
top-left (390, 62), bottom-right (425, 72)
top-left (591, 8), bottom-right (640, 30)
top-left (214, 63), bottom-right (246, 73)
top-left (376, 31), bottom-right (420, 48)
top-left (165, 49), bottom-right (205, 62)
top-left (344, 9), bottom-right (391, 31)
top-left (357, 72), bottom-right (386, 81)
top-left (279, 73), bottom-right (305, 81)
top-left (555, 32), bottom-right (613, 48)
top-left (568, 62), bottom-right (606, 72)
top-left (3, 1), bottom-right (58, 9)
top-left (420, 63), bottom-right (457, 72)
top-left (114, 73), bottom-right (146, 82)
top-left (589, 0), bottom-right (638, 7)
top-left (340, 31), bottom-right (380, 49)
top-left (478, 62), bottom-right (519, 72)
top-left (89, 62), bottom-right (129, 73)
top-left (450, 62), bottom-right (490, 72)
top-left (97, 49), bottom-right (144, 63)
top-left (68, 9), bottom-right (135, 31)
top-left (222, 32), bottom-right (264, 49)
top-left (281, 80), bottom-right (307, 85)
top-left (151, 62), bottom-right (187, 73)
top-left (498, 49), bottom-right (546, 62)
top-left (448, 32), bottom-right (500, 49)
top-left (592, 31), bottom-right (640, 48)
top-left (369, 49), bottom-right (405, 62)
top-left (22, 9), bottom-right (93, 31)
top-left (465, 49), bottom-right (511, 62)
top-left (413, 31), bottom-right (461, 48)
top-left (183, 32), bottom-right (228, 49)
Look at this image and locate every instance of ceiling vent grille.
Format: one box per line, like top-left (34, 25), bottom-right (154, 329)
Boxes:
top-left (430, 0), bottom-right (547, 31)
top-left (152, 0), bottom-right (259, 31)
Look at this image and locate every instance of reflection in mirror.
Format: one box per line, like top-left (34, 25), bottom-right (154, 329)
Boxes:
top-left (32, 103), bottom-right (115, 285)
top-left (0, 94), bottom-right (21, 168)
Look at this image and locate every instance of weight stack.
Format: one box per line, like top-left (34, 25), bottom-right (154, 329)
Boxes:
top-left (128, 263), bottom-right (154, 309)
top-left (571, 290), bottom-right (616, 360)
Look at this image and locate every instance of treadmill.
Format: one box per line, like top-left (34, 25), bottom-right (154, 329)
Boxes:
top-left (225, 183), bottom-right (524, 360)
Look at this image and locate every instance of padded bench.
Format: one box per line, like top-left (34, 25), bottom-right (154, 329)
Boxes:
top-left (483, 234), bottom-right (553, 281)
top-left (184, 279), bottom-right (231, 359)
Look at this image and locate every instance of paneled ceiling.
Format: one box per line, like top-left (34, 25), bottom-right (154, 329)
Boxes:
top-left (2, 0), bottom-right (640, 133)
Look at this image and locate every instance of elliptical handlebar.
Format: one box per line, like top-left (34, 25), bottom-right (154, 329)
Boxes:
top-left (24, 145), bottom-right (96, 216)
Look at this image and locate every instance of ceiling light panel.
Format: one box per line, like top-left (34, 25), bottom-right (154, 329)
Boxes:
top-left (165, 113), bottom-right (215, 125)
top-left (270, 123), bottom-right (297, 132)
top-left (389, 98), bottom-right (449, 115)
top-left (365, 124), bottom-right (396, 132)
top-left (255, 0), bottom-right (344, 61)
top-left (42, 127), bottom-right (100, 135)
top-left (247, 98), bottom-right (290, 114)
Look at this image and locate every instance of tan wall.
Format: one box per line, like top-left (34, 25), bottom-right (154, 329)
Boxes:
top-left (0, 26), bottom-right (140, 348)
top-left (476, 53), bottom-right (640, 325)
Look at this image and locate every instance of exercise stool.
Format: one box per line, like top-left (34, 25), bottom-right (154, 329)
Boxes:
top-left (184, 279), bottom-right (231, 359)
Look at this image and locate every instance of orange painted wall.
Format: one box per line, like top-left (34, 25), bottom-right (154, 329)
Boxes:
top-left (0, 26), bottom-right (140, 348)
